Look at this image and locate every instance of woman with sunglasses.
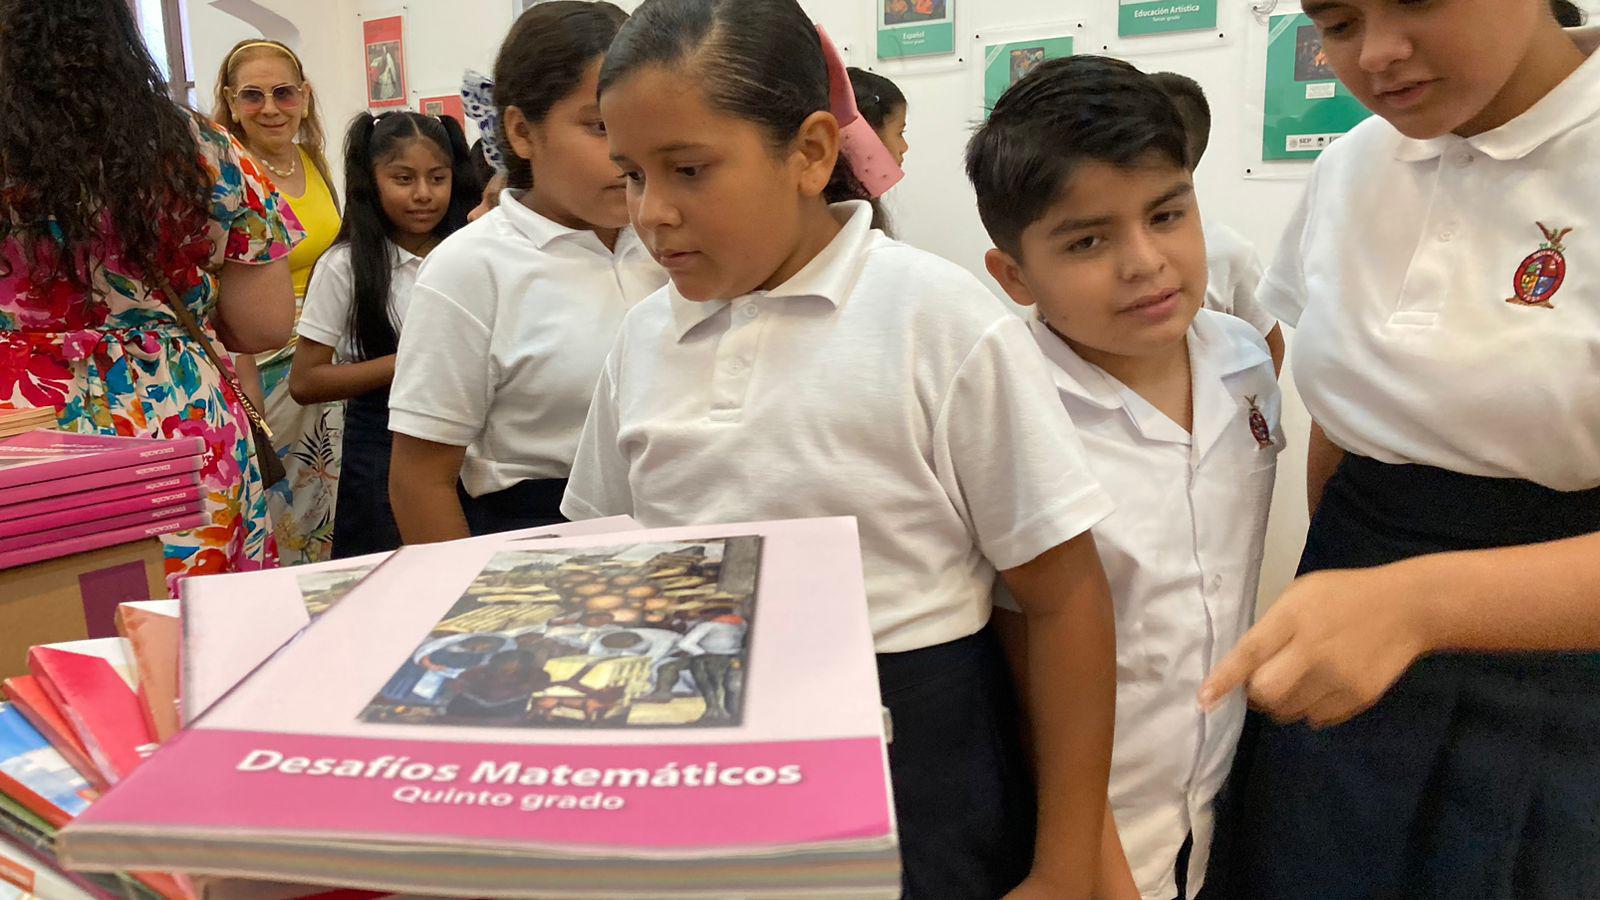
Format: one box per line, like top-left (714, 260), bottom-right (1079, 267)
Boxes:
top-left (213, 39), bottom-right (344, 566)
top-left (0, 0), bottom-right (300, 587)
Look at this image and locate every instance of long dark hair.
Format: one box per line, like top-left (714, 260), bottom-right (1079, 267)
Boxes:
top-left (494, 1), bottom-right (628, 191)
top-left (0, 0), bottom-right (210, 288)
top-left (335, 112), bottom-right (475, 361)
top-left (847, 68), bottom-right (906, 132)
top-left (599, 0), bottom-right (885, 229)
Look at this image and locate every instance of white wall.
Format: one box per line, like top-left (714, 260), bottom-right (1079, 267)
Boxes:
top-left (182, 0), bottom-right (1599, 607)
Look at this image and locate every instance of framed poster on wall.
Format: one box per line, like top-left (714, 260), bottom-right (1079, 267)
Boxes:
top-left (976, 27), bottom-right (1075, 118)
top-left (362, 13), bottom-right (408, 109)
top-left (419, 93), bottom-right (466, 126)
top-left (1261, 12), bottom-right (1370, 160)
top-left (877, 0), bottom-right (956, 60)
top-left (1118, 0), bottom-right (1218, 37)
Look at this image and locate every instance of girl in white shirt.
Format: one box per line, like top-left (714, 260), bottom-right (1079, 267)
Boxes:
top-left (387, 1), bottom-right (667, 541)
top-left (289, 111), bottom-right (474, 558)
top-left (566, 1), bottom-right (1120, 897)
top-left (1200, 5), bottom-right (1600, 897)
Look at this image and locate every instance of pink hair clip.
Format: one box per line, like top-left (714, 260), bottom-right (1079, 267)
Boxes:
top-left (816, 25), bottom-right (905, 199)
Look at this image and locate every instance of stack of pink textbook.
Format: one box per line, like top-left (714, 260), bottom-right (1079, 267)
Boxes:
top-left (0, 432), bottom-right (208, 570)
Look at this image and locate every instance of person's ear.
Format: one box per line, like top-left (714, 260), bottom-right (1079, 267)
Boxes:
top-left (503, 105), bottom-right (539, 164)
top-left (985, 247), bottom-right (1038, 308)
top-left (791, 110), bottom-right (841, 198)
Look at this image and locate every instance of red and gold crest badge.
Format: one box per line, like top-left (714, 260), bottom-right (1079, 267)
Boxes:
top-left (1506, 222), bottom-right (1573, 309)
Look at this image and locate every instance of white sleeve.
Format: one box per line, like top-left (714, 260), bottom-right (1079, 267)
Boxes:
top-left (1258, 175), bottom-right (1317, 328)
top-left (295, 247), bottom-right (352, 349)
top-left (933, 316), bottom-right (1115, 572)
top-left (1226, 242), bottom-right (1278, 337)
top-left (388, 282), bottom-right (495, 447)
top-left (560, 349), bottom-right (634, 521)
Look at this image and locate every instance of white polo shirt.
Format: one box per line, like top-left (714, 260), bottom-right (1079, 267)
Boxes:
top-left (389, 192), bottom-right (668, 496)
top-left (296, 241), bottom-right (421, 362)
top-left (562, 201), bottom-right (1115, 653)
top-left (1017, 311), bottom-right (1280, 900)
top-left (1261, 26), bottom-right (1600, 491)
top-left (1202, 217), bottom-right (1276, 338)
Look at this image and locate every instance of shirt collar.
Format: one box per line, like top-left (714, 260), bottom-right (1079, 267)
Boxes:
top-left (1395, 25), bottom-right (1600, 163)
top-left (1028, 309), bottom-right (1271, 411)
top-left (389, 241), bottom-right (422, 270)
top-left (495, 189), bottom-right (648, 257)
top-left (668, 201), bottom-right (877, 341)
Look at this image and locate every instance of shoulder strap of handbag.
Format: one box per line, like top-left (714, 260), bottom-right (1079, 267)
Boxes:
top-left (149, 272), bottom-right (274, 441)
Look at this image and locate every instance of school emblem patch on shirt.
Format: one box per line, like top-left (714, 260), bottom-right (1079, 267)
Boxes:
top-left (1506, 222), bottom-right (1573, 309)
top-left (1245, 395), bottom-right (1273, 449)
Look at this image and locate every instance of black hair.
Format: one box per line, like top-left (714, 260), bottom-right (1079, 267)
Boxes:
top-left (0, 0), bottom-right (210, 290)
top-left (966, 56), bottom-right (1189, 257)
top-left (1149, 71), bottom-right (1210, 169)
top-left (335, 111), bottom-right (475, 361)
top-left (468, 138), bottom-right (497, 190)
top-left (1552, 0), bottom-right (1586, 26)
top-left (847, 67), bottom-right (907, 131)
top-left (494, 0), bottom-right (628, 191)
top-left (599, 0), bottom-right (887, 230)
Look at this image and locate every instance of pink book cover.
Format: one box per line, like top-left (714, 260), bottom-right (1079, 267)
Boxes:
top-left (0, 676), bottom-right (107, 791)
top-left (179, 517), bottom-right (642, 725)
top-left (65, 518), bottom-right (896, 897)
top-left (0, 512), bottom-right (206, 570)
top-left (0, 501), bottom-right (204, 553)
top-left (27, 639), bottom-right (156, 787)
top-left (0, 458), bottom-right (204, 511)
top-left (0, 432), bottom-right (203, 491)
top-left (0, 483), bottom-right (202, 535)
top-left (116, 601), bottom-right (183, 745)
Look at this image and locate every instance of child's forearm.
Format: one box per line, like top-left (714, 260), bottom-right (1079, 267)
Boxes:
top-left (389, 434), bottom-right (472, 544)
top-left (1414, 530), bottom-right (1600, 653)
top-left (1001, 535), bottom-right (1116, 897)
top-left (289, 355), bottom-right (396, 404)
top-left (1305, 419), bottom-right (1345, 517)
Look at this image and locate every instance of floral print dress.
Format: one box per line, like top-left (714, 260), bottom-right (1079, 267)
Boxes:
top-left (0, 119), bottom-right (304, 592)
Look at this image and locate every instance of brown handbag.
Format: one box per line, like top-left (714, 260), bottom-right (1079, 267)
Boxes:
top-left (151, 273), bottom-right (288, 489)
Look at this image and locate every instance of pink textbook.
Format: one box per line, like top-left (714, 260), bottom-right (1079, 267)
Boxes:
top-left (0, 501), bottom-right (204, 553)
top-left (63, 518), bottom-right (898, 898)
top-left (179, 517), bottom-right (642, 724)
top-left (0, 433), bottom-right (203, 491)
top-left (0, 483), bottom-right (202, 535)
top-left (0, 458), bottom-right (204, 510)
top-left (0, 512), bottom-right (207, 570)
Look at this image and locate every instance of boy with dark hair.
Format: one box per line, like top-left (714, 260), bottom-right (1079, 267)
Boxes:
top-left (968, 55), bottom-right (1282, 900)
top-left (1149, 70), bottom-right (1285, 373)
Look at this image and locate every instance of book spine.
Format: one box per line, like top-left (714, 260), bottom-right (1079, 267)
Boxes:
top-left (0, 499), bottom-right (204, 548)
top-left (0, 439), bottom-right (204, 490)
top-left (0, 488), bottom-right (203, 538)
top-left (0, 458), bottom-right (204, 511)
top-left (0, 513), bottom-right (208, 571)
top-left (0, 769), bottom-right (71, 831)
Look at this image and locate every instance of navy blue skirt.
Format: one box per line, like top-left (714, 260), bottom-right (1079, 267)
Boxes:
top-left (1210, 456), bottom-right (1600, 900)
top-left (331, 389), bottom-right (402, 559)
top-left (879, 625), bottom-right (1036, 899)
top-left (457, 476), bottom-right (568, 537)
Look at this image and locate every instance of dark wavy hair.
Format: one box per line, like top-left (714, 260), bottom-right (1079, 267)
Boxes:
top-left (335, 112), bottom-right (475, 361)
top-left (0, 0), bottom-right (210, 287)
top-left (494, 1), bottom-right (629, 191)
top-left (599, 0), bottom-right (886, 230)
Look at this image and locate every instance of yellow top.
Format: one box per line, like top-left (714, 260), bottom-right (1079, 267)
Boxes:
top-left (281, 146), bottom-right (341, 301)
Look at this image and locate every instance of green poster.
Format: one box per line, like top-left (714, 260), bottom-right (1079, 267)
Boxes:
top-left (1118, 0), bottom-right (1217, 37)
top-left (1261, 13), bottom-right (1372, 160)
top-left (878, 0), bottom-right (956, 59)
top-left (982, 36), bottom-right (1073, 116)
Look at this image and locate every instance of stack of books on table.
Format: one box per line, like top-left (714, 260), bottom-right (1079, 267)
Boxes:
top-left (55, 517), bottom-right (899, 898)
top-left (0, 433), bottom-right (207, 571)
top-left (0, 406), bottom-right (56, 440)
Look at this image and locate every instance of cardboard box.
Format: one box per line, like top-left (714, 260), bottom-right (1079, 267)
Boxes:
top-left (0, 540), bottom-right (165, 680)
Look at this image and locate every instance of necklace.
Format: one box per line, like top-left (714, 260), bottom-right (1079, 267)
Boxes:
top-left (258, 149), bottom-right (298, 180)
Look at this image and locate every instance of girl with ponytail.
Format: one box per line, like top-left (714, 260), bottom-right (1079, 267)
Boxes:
top-left (288, 112), bottom-right (474, 557)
